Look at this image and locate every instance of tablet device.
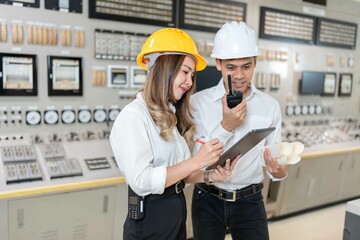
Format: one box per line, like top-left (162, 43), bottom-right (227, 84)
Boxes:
top-left (205, 127), bottom-right (276, 170)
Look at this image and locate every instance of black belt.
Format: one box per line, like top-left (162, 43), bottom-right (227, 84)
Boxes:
top-left (196, 182), bottom-right (263, 202)
top-left (147, 180), bottom-right (185, 201)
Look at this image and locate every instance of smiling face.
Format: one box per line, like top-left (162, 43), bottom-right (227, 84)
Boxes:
top-left (172, 56), bottom-right (196, 101)
top-left (216, 57), bottom-right (256, 97)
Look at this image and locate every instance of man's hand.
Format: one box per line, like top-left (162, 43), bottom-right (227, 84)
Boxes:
top-left (210, 155), bottom-right (240, 182)
top-left (264, 148), bottom-right (287, 179)
top-left (221, 94), bottom-right (247, 132)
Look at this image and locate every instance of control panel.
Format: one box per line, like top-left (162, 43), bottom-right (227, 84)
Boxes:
top-left (0, 131), bottom-right (120, 191)
top-left (282, 117), bottom-right (360, 149)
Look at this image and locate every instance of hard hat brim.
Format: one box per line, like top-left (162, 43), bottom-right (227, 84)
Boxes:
top-left (137, 51), bottom-right (207, 71)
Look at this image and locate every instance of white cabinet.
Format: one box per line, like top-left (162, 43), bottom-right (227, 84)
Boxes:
top-left (6, 186), bottom-right (124, 240)
top-left (278, 154), bottom-right (345, 216)
top-left (340, 152), bottom-right (360, 199)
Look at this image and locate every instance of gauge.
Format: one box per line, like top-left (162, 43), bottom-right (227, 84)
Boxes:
top-left (285, 106), bottom-right (294, 116)
top-left (26, 110), bottom-right (41, 125)
top-left (108, 108), bottom-right (121, 122)
top-left (315, 105), bottom-right (322, 115)
top-left (301, 105), bottom-right (308, 115)
top-left (61, 109), bottom-right (76, 124)
top-left (294, 105), bottom-right (301, 116)
top-left (93, 109), bottom-right (107, 123)
top-left (78, 109), bottom-right (92, 123)
top-left (44, 110), bottom-right (59, 125)
top-left (308, 105), bottom-right (315, 115)
top-left (348, 57), bottom-right (354, 67)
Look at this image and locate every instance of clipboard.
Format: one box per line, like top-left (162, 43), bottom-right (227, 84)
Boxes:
top-left (205, 127), bottom-right (276, 170)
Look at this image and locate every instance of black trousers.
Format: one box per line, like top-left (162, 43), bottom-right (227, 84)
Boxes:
top-left (192, 184), bottom-right (269, 240)
top-left (123, 191), bottom-right (187, 240)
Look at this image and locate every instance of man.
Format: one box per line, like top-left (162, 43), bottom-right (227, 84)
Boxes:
top-left (191, 21), bottom-right (288, 240)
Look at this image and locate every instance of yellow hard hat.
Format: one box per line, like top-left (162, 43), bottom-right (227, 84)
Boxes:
top-left (136, 28), bottom-right (206, 71)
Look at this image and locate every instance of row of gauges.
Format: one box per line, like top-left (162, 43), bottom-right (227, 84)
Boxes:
top-left (25, 108), bottom-right (121, 125)
top-left (286, 104), bottom-right (324, 116)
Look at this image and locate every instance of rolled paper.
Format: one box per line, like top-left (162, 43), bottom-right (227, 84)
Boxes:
top-left (266, 141), bottom-right (304, 165)
top-left (292, 142), bottom-right (305, 155)
top-left (277, 156), bottom-right (288, 165)
top-left (280, 142), bottom-right (293, 156)
top-left (287, 155), bottom-right (301, 165)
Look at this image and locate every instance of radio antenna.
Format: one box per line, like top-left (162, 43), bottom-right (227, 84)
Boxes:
top-left (227, 74), bottom-right (233, 95)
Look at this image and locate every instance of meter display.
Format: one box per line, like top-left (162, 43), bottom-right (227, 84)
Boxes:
top-left (78, 109), bottom-right (92, 123)
top-left (44, 110), bottom-right (59, 125)
top-left (47, 56), bottom-right (83, 96)
top-left (0, 53), bottom-right (37, 96)
top-left (61, 109), bottom-right (76, 124)
top-left (25, 110), bottom-right (41, 125)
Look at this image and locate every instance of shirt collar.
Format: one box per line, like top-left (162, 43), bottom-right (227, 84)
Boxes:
top-left (211, 78), bottom-right (227, 102)
top-left (248, 82), bottom-right (262, 100)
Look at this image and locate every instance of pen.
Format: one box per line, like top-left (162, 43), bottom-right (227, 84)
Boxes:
top-left (194, 138), bottom-right (205, 145)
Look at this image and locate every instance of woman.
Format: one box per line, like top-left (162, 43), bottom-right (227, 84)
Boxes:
top-left (110, 28), bottom-right (238, 240)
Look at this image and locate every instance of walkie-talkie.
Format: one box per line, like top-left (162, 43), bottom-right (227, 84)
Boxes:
top-left (226, 74), bottom-right (243, 108)
top-left (128, 186), bottom-right (145, 220)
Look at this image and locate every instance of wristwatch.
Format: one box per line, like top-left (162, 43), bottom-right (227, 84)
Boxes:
top-left (203, 171), bottom-right (213, 185)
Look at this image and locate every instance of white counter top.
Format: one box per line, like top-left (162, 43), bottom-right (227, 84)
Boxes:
top-left (346, 199), bottom-right (360, 216)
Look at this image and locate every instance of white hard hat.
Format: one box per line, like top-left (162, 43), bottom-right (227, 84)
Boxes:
top-left (211, 21), bottom-right (261, 59)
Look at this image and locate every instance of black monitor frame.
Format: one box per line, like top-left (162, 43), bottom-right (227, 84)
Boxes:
top-left (338, 73), bottom-right (353, 97)
top-left (299, 71), bottom-right (325, 96)
top-left (0, 0), bottom-right (39, 8)
top-left (47, 56), bottom-right (83, 96)
top-left (0, 52), bottom-right (37, 96)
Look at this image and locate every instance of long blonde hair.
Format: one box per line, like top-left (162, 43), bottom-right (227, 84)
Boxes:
top-left (143, 55), bottom-right (196, 148)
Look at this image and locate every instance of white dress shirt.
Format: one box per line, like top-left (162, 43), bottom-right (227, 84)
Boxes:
top-left (110, 92), bottom-right (191, 196)
top-left (191, 79), bottom-right (283, 190)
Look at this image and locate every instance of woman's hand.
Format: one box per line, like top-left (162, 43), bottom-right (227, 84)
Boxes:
top-left (193, 138), bottom-right (223, 169)
top-left (209, 155), bottom-right (240, 182)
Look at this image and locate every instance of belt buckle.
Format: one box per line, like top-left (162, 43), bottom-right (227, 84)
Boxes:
top-left (252, 184), bottom-right (256, 195)
top-left (175, 181), bottom-right (183, 194)
top-left (220, 189), bottom-right (236, 202)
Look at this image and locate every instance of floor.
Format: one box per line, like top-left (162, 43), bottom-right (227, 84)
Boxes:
top-left (225, 203), bottom-right (346, 240)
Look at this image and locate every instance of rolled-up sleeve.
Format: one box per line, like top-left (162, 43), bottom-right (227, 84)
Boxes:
top-left (110, 108), bottom-right (167, 196)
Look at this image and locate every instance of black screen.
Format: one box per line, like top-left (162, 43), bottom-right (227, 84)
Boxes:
top-left (303, 0), bottom-right (326, 6)
top-left (196, 66), bottom-right (222, 92)
top-left (300, 71), bottom-right (324, 95)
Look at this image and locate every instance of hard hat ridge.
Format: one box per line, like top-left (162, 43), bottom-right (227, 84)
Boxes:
top-left (136, 28), bottom-right (206, 71)
top-left (211, 21), bottom-right (261, 59)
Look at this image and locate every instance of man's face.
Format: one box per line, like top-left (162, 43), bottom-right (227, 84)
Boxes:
top-left (216, 57), bottom-right (256, 96)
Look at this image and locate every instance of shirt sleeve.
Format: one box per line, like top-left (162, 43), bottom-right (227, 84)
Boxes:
top-left (109, 107), bottom-right (167, 196)
top-left (262, 100), bottom-right (287, 181)
top-left (266, 170), bottom-right (288, 181)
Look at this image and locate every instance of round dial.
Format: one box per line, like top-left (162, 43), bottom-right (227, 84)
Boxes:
top-left (308, 105), bottom-right (315, 115)
top-left (108, 108), bottom-right (121, 122)
top-left (26, 110), bottom-right (41, 125)
top-left (44, 110), bottom-right (59, 125)
top-left (348, 57), bottom-right (354, 67)
top-left (286, 106), bottom-right (294, 116)
top-left (294, 105), bottom-right (301, 115)
top-left (78, 109), bottom-right (92, 123)
top-left (315, 105), bottom-right (322, 115)
top-left (93, 109), bottom-right (107, 123)
top-left (61, 109), bottom-right (76, 124)
top-left (301, 105), bottom-right (308, 115)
